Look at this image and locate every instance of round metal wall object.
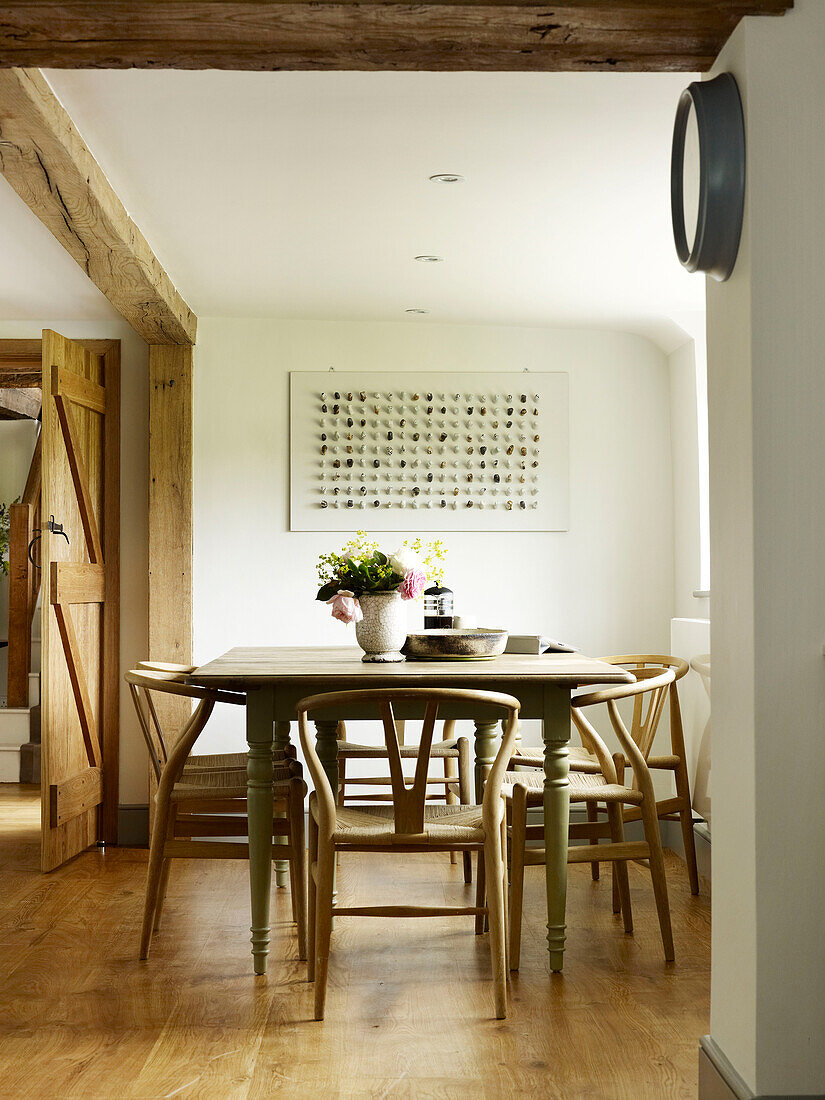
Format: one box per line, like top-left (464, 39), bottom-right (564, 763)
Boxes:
top-left (671, 72), bottom-right (746, 282)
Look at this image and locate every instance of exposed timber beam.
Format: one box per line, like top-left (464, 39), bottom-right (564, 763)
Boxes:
top-left (0, 68), bottom-right (196, 345)
top-left (0, 2), bottom-right (794, 73)
top-left (0, 338), bottom-right (41, 385)
top-left (0, 386), bottom-right (40, 419)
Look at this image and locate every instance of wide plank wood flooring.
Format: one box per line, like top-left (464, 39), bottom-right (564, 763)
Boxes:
top-left (0, 785), bottom-right (710, 1098)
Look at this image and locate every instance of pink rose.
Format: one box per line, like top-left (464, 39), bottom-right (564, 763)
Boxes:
top-left (399, 567), bottom-right (427, 601)
top-left (328, 591), bottom-right (363, 624)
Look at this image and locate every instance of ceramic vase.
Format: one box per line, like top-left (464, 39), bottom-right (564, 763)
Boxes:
top-left (355, 591), bottom-right (407, 663)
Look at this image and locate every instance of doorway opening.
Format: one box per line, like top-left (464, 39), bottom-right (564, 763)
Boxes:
top-left (0, 333), bottom-right (120, 871)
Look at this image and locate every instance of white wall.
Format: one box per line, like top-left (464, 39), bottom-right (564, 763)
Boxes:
top-left (668, 339), bottom-right (703, 618)
top-left (192, 317), bottom-right (675, 754)
top-left (706, 2), bottom-right (825, 1093)
top-left (0, 321), bottom-right (149, 804)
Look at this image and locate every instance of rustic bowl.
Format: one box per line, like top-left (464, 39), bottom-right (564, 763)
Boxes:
top-left (402, 628), bottom-right (509, 660)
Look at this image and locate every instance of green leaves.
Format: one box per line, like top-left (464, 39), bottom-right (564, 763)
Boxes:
top-left (316, 534), bottom-right (446, 600)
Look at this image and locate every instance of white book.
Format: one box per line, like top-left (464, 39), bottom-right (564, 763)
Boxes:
top-left (505, 634), bottom-right (578, 655)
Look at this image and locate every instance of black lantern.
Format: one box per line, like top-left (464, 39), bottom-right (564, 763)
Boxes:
top-left (424, 585), bottom-right (454, 630)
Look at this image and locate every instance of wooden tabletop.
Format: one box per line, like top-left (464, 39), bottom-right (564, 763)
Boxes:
top-left (192, 646), bottom-right (634, 691)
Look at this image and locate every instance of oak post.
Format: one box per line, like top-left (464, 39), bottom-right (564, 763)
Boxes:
top-left (148, 346), bottom-right (193, 744)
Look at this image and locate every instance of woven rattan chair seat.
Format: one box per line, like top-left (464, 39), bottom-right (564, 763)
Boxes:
top-left (171, 751), bottom-right (297, 801)
top-left (502, 768), bottom-right (644, 805)
top-left (313, 800), bottom-right (485, 844)
top-left (511, 746), bottom-right (602, 773)
top-left (336, 739), bottom-right (459, 759)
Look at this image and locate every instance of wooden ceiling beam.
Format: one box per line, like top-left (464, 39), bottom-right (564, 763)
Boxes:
top-left (0, 2), bottom-right (793, 73)
top-left (0, 69), bottom-right (196, 345)
top-left (0, 386), bottom-right (41, 419)
top-left (0, 339), bottom-right (41, 384)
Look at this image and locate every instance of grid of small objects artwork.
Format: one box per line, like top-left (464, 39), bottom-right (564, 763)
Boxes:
top-left (316, 388), bottom-right (540, 512)
top-left (289, 372), bottom-right (569, 533)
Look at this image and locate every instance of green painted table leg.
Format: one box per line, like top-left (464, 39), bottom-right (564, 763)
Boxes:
top-left (542, 686), bottom-right (571, 972)
top-left (273, 720), bottom-right (291, 889)
top-left (246, 686), bottom-right (275, 976)
top-left (315, 719), bottom-right (339, 908)
top-left (473, 720), bottom-right (499, 804)
top-left (315, 719), bottom-right (340, 799)
top-left (473, 719), bottom-right (499, 932)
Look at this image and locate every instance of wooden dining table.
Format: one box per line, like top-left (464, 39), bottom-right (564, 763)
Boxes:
top-left (191, 646), bottom-right (633, 976)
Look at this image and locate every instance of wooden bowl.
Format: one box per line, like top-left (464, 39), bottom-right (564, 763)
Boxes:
top-left (402, 628), bottom-right (509, 660)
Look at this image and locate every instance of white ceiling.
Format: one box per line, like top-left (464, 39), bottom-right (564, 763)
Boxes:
top-left (9, 70), bottom-right (704, 349)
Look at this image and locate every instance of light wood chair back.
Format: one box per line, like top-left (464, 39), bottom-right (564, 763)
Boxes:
top-left (600, 654), bottom-right (688, 759)
top-left (576, 662), bottom-right (673, 764)
top-left (126, 669), bottom-right (244, 785)
top-left (298, 687), bottom-right (520, 844)
top-left (572, 667), bottom-right (676, 796)
top-left (126, 667), bottom-right (307, 964)
top-left (597, 653), bottom-right (700, 895)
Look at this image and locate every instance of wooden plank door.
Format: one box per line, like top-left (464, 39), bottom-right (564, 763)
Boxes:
top-left (40, 331), bottom-right (119, 872)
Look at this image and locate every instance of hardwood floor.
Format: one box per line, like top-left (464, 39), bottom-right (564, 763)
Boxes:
top-left (0, 785), bottom-right (710, 1098)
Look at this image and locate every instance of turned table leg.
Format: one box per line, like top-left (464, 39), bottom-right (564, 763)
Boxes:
top-left (273, 719), bottom-right (292, 889)
top-left (315, 719), bottom-right (340, 909)
top-left (473, 719), bottom-right (499, 933)
top-left (315, 719), bottom-right (340, 802)
top-left (473, 719), bottom-right (499, 804)
top-left (246, 686), bottom-right (275, 976)
top-left (542, 686), bottom-right (571, 972)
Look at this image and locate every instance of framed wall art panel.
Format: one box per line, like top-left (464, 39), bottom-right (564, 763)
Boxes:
top-left (289, 371), bottom-right (569, 532)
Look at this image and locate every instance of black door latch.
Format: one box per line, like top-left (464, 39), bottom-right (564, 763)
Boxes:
top-left (27, 515), bottom-right (70, 568)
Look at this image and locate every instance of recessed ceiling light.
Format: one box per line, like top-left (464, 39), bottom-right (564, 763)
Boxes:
top-left (414, 255), bottom-right (443, 263)
top-left (405, 308), bottom-right (430, 314)
top-left (429, 173), bottom-right (465, 184)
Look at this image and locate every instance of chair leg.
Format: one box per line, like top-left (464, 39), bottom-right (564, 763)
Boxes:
top-left (337, 758), bottom-right (347, 808)
top-left (500, 815), bottom-right (510, 971)
top-left (307, 809), bottom-right (318, 982)
top-left (508, 785), bottom-right (527, 971)
top-left (313, 840), bottom-right (336, 1020)
top-left (152, 803), bottom-right (178, 932)
top-left (484, 825), bottom-right (508, 1019)
top-left (153, 860), bottom-right (172, 932)
top-left (444, 751), bottom-right (458, 866)
top-left (587, 801), bottom-right (600, 881)
top-left (640, 796), bottom-right (675, 962)
top-left (458, 737), bottom-right (473, 884)
top-left (140, 796), bottom-right (171, 960)
top-left (605, 802), bottom-right (633, 933)
top-left (673, 765), bottom-right (700, 895)
top-left (611, 861), bottom-right (621, 913)
top-left (288, 780), bottom-right (307, 962)
top-left (678, 800), bottom-right (701, 896)
top-left (474, 849), bottom-right (486, 934)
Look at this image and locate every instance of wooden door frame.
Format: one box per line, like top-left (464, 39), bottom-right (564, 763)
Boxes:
top-left (99, 339), bottom-right (120, 845)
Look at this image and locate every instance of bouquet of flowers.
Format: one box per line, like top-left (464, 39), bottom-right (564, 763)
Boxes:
top-left (316, 531), bottom-right (447, 625)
